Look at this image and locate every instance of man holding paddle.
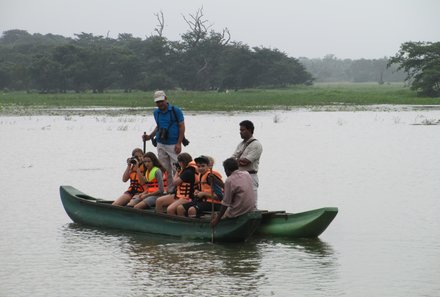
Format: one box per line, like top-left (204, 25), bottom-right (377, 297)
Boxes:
top-left (142, 90), bottom-right (187, 193)
top-left (211, 158), bottom-right (256, 227)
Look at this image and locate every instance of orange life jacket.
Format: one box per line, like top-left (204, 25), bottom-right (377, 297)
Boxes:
top-left (127, 163), bottom-right (146, 194)
top-left (199, 170), bottom-right (223, 204)
top-left (175, 161), bottom-right (199, 200)
top-left (145, 167), bottom-right (167, 193)
top-left (145, 166), bottom-right (159, 193)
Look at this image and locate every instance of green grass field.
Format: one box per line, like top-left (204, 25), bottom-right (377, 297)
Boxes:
top-left (1, 83), bottom-right (439, 114)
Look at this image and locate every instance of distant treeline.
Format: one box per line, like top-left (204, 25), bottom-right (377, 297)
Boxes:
top-left (299, 55), bottom-right (406, 83)
top-left (0, 29), bottom-right (313, 93)
top-left (0, 28), bottom-right (405, 93)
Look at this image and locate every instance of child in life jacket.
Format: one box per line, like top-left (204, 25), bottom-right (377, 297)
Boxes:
top-left (155, 152), bottom-right (198, 215)
top-left (127, 151), bottom-right (167, 209)
top-left (177, 155), bottom-right (224, 217)
top-left (112, 148), bottom-right (146, 206)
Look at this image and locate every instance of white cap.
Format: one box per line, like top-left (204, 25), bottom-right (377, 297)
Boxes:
top-left (153, 90), bottom-right (166, 102)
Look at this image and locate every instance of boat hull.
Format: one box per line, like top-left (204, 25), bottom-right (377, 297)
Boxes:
top-left (257, 207), bottom-right (338, 238)
top-left (60, 185), bottom-right (261, 242)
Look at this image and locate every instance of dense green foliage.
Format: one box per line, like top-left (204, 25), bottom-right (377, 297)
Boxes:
top-left (0, 29), bottom-right (312, 93)
top-left (300, 55), bottom-right (406, 83)
top-left (2, 84), bottom-right (439, 114)
top-left (388, 41), bottom-right (440, 97)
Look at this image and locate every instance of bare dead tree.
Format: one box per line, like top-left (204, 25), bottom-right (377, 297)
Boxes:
top-left (182, 7), bottom-right (212, 46)
top-left (154, 11), bottom-right (165, 37)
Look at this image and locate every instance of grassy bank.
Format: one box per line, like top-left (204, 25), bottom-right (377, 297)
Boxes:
top-left (1, 83), bottom-right (439, 114)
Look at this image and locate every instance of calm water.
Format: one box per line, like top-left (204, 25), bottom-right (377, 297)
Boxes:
top-left (1, 109), bottom-right (439, 297)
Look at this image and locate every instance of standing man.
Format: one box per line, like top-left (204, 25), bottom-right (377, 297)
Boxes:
top-left (232, 120), bottom-right (263, 205)
top-left (211, 158), bottom-right (256, 227)
top-left (143, 90), bottom-right (185, 193)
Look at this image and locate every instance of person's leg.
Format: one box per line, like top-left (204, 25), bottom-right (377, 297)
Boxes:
top-left (176, 204), bottom-right (186, 216)
top-left (134, 195), bottom-right (159, 209)
top-left (167, 199), bottom-right (188, 216)
top-left (112, 192), bottom-right (132, 206)
top-left (127, 195), bottom-right (141, 207)
top-left (187, 206), bottom-right (197, 218)
top-left (144, 196), bottom-right (159, 208)
top-left (177, 201), bottom-right (195, 217)
top-left (157, 143), bottom-right (173, 192)
top-left (133, 199), bottom-right (148, 209)
top-left (164, 144), bottom-right (179, 193)
top-left (250, 174), bottom-right (259, 207)
top-left (155, 194), bottom-right (175, 213)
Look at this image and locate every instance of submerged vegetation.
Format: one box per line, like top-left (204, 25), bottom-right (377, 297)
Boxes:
top-left (1, 83), bottom-right (439, 115)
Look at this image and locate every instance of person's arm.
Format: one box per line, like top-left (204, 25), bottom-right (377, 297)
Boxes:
top-left (143, 126), bottom-right (158, 141)
top-left (143, 111), bottom-right (159, 141)
top-left (211, 177), bottom-right (232, 226)
top-left (172, 169), bottom-right (183, 186)
top-left (211, 205), bottom-right (228, 227)
top-left (122, 159), bottom-right (132, 182)
top-left (136, 164), bottom-right (147, 185)
top-left (238, 141), bottom-right (262, 166)
top-left (175, 121), bottom-right (185, 154)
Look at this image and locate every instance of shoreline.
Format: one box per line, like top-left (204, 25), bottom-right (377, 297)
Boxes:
top-left (2, 104), bottom-right (440, 116)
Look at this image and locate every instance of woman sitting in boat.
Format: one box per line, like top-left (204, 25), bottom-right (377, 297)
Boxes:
top-left (126, 151), bottom-right (167, 209)
top-left (112, 148), bottom-right (146, 206)
top-left (155, 152), bottom-right (198, 215)
top-left (177, 155), bottom-right (224, 217)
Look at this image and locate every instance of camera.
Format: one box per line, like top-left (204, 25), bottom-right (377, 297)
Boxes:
top-left (182, 136), bottom-right (190, 146)
top-left (158, 128), bottom-right (168, 141)
top-left (129, 156), bottom-right (138, 165)
top-left (173, 162), bottom-right (181, 171)
top-left (151, 135), bottom-right (157, 147)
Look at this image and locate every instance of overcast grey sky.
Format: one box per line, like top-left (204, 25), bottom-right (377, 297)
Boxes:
top-left (1, 0), bottom-right (439, 59)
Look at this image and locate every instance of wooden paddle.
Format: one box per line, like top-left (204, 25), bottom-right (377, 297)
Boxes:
top-left (210, 168), bottom-right (215, 243)
top-left (143, 132), bottom-right (147, 153)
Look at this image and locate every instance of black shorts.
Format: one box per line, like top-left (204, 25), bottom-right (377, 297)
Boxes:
top-left (124, 188), bottom-right (141, 197)
top-left (182, 200), bottom-right (221, 217)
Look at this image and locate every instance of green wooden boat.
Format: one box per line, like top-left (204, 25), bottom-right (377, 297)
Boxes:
top-left (59, 185), bottom-right (261, 242)
top-left (256, 207), bottom-right (338, 238)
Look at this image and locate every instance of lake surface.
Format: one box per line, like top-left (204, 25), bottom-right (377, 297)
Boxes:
top-left (1, 108), bottom-right (439, 297)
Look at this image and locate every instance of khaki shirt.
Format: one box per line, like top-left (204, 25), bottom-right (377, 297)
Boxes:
top-left (232, 137), bottom-right (263, 173)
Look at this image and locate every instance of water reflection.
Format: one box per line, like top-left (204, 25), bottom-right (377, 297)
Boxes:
top-left (60, 223), bottom-right (340, 297)
top-left (122, 235), bottom-right (263, 296)
top-left (254, 238), bottom-right (341, 296)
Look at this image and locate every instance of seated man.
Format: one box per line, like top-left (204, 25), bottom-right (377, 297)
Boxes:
top-left (211, 158), bottom-right (256, 227)
top-left (177, 155), bottom-right (224, 217)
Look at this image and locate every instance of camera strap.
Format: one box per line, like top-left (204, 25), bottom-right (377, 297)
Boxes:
top-left (156, 105), bottom-right (178, 128)
top-left (236, 138), bottom-right (257, 159)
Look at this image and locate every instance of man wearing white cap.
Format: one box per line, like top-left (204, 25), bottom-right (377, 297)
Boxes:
top-left (143, 90), bottom-right (186, 193)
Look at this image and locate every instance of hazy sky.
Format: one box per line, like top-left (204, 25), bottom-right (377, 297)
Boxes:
top-left (1, 0), bottom-right (439, 59)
